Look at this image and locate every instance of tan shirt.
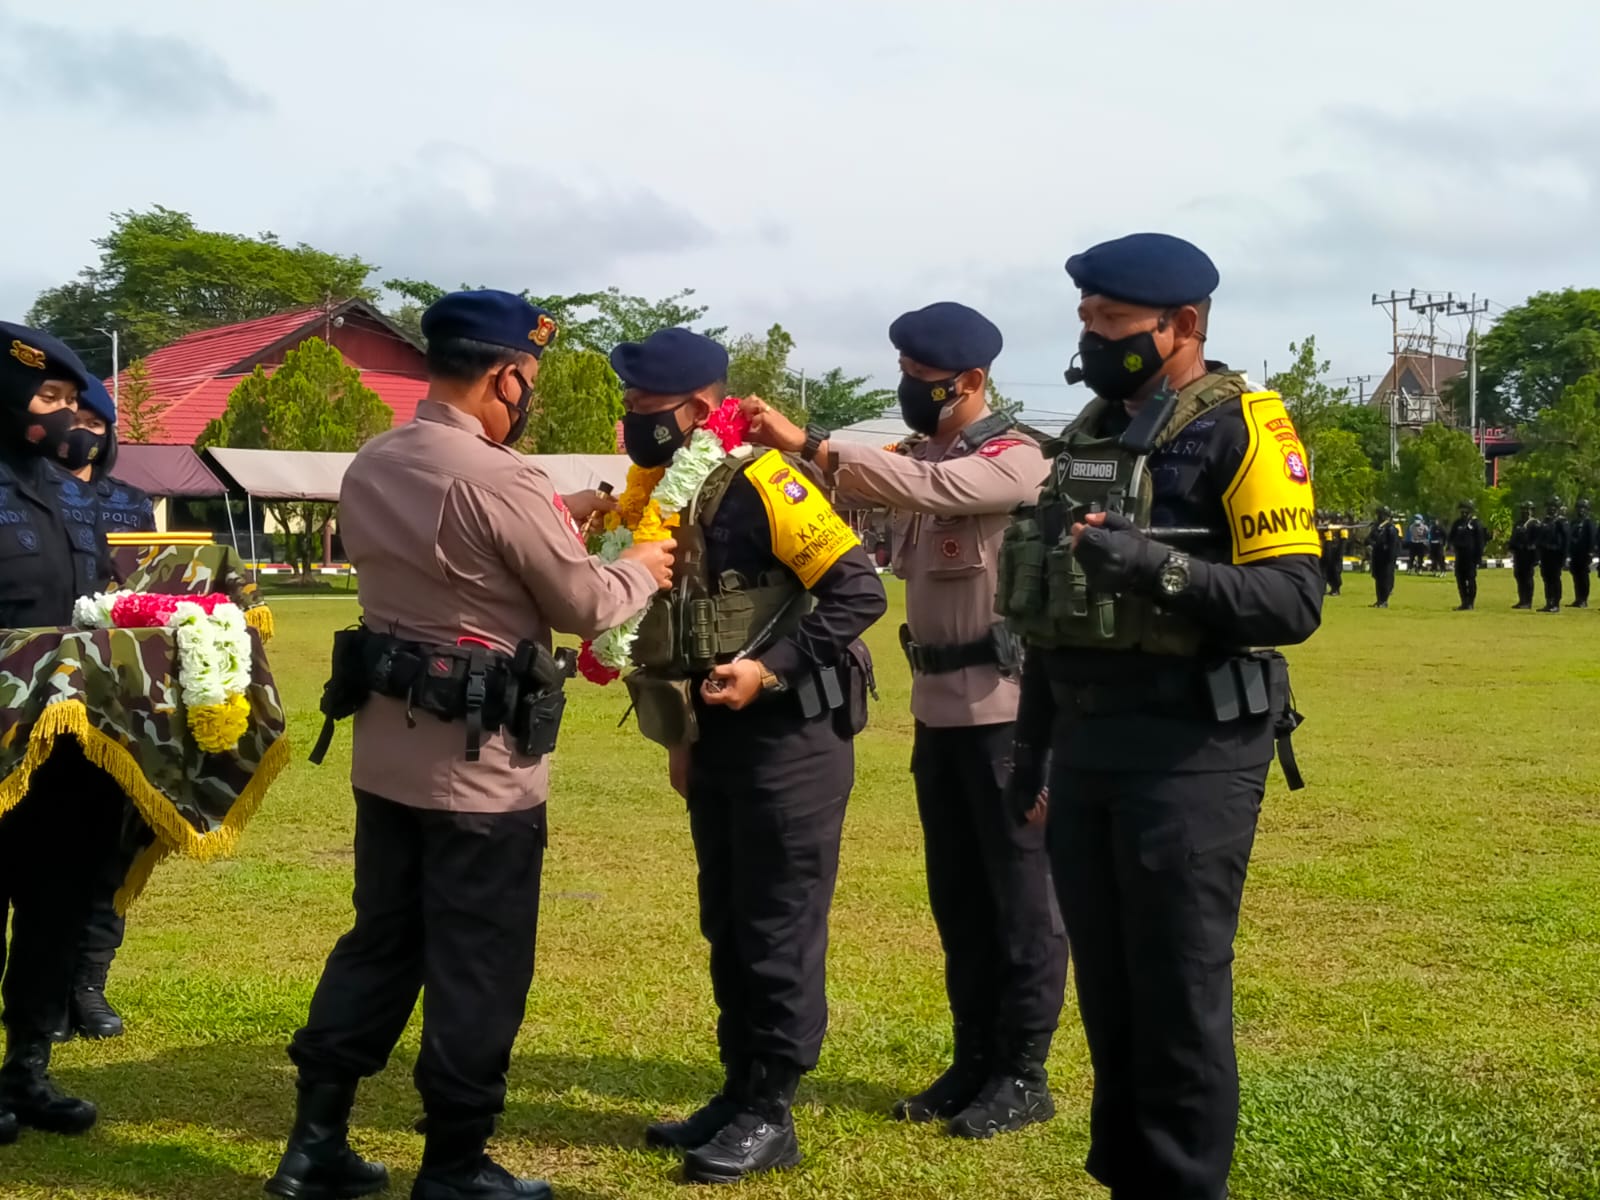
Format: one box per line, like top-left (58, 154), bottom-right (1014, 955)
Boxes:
top-left (341, 401), bottom-right (657, 812)
top-left (831, 412), bottom-right (1046, 728)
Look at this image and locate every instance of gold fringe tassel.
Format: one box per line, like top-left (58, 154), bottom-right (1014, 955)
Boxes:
top-left (0, 700), bottom-right (291, 910)
top-left (244, 604), bottom-right (276, 642)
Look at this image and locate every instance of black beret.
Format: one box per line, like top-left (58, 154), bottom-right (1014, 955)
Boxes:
top-left (889, 302), bottom-right (1003, 372)
top-left (421, 289), bottom-right (559, 359)
top-left (1065, 232), bottom-right (1219, 308)
top-left (0, 321), bottom-right (95, 409)
top-left (609, 328), bottom-right (729, 394)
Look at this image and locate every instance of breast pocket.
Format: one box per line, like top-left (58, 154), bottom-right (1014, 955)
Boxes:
top-left (925, 513), bottom-right (996, 580)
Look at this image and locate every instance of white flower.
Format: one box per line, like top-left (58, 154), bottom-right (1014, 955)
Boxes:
top-left (591, 612), bottom-right (645, 670)
top-left (73, 593), bottom-right (116, 629)
top-left (168, 602), bottom-right (252, 711)
top-left (597, 527), bottom-right (634, 564)
top-left (652, 429), bottom-right (726, 514)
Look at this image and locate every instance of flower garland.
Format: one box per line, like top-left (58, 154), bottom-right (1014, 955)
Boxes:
top-left (74, 592), bottom-right (255, 754)
top-left (577, 398), bottom-right (750, 684)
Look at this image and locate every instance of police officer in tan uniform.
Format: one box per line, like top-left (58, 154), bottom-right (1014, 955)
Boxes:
top-left (268, 291), bottom-right (674, 1200)
top-left (743, 303), bottom-right (1067, 1139)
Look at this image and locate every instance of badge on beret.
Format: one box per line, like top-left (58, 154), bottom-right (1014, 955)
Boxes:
top-left (9, 340), bottom-right (46, 370)
top-left (530, 315), bottom-right (558, 347)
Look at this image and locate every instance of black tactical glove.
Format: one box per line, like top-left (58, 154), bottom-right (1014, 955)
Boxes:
top-left (1074, 512), bottom-right (1169, 595)
top-left (1006, 742), bottom-right (1050, 825)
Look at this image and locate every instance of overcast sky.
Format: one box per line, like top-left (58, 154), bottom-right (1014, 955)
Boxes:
top-left (2, 0), bottom-right (1597, 423)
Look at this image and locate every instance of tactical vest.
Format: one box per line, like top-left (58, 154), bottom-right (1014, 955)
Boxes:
top-left (630, 445), bottom-right (811, 675)
top-left (0, 458), bottom-right (103, 626)
top-left (995, 372), bottom-right (1246, 655)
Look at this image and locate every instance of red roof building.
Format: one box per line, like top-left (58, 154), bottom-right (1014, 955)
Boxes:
top-left (107, 299), bottom-right (429, 445)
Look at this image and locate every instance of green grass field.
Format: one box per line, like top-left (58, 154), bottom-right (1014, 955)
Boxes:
top-left (2, 568), bottom-right (1598, 1200)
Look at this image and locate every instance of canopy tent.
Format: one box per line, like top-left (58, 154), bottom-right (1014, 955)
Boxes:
top-left (112, 445), bottom-right (229, 498)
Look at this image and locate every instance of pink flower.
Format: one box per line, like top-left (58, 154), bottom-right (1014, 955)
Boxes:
top-left (577, 641), bottom-right (621, 685)
top-left (704, 397), bottom-right (750, 452)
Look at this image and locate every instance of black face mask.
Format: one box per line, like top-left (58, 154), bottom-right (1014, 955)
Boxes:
top-left (622, 400), bottom-right (691, 467)
top-left (498, 369), bottom-right (534, 446)
top-left (57, 428), bottom-right (107, 471)
top-left (897, 373), bottom-right (962, 436)
top-left (1071, 324), bottom-right (1168, 401)
top-left (5, 405), bottom-right (76, 459)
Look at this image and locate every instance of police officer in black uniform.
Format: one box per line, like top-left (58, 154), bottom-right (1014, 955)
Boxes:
top-left (1538, 495), bottom-right (1569, 613)
top-left (50, 379), bottom-right (157, 1043)
top-left (611, 330), bottom-right (887, 1183)
top-left (1567, 498), bottom-right (1594, 608)
top-left (1368, 506), bottom-right (1400, 608)
top-left (1509, 501), bottom-right (1539, 609)
top-left (1447, 500), bottom-right (1486, 611)
top-left (0, 321), bottom-right (121, 1145)
top-left (999, 236), bottom-right (1322, 1200)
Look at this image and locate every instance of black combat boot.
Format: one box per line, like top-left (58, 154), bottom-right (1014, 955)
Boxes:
top-left (412, 1115), bottom-right (550, 1200)
top-left (892, 1022), bottom-right (988, 1123)
top-left (948, 1032), bottom-right (1055, 1139)
top-left (0, 1031), bottom-right (97, 1135)
top-left (0, 1103), bottom-right (17, 1145)
top-left (265, 1077), bottom-right (388, 1199)
top-left (683, 1059), bottom-right (802, 1185)
top-left (70, 966), bottom-right (125, 1040)
top-left (646, 1061), bottom-right (740, 1151)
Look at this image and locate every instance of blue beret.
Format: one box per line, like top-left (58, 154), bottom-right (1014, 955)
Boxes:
top-left (889, 302), bottom-right (1003, 372)
top-left (609, 328), bottom-right (729, 394)
top-left (420, 289), bottom-right (559, 359)
top-left (81, 377), bottom-right (116, 424)
top-left (0, 321), bottom-right (95, 408)
top-left (1065, 233), bottom-right (1219, 308)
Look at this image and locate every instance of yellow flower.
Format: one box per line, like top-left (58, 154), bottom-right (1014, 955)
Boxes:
top-left (188, 693), bottom-right (251, 754)
top-left (634, 503), bottom-right (680, 543)
top-left (616, 464), bottom-right (667, 531)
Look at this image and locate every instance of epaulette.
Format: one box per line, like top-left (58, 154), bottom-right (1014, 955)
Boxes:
top-left (960, 412), bottom-right (1016, 450)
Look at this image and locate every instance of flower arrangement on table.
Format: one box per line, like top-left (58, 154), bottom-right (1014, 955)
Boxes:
top-left (576, 398), bottom-right (751, 684)
top-left (72, 591), bottom-right (255, 754)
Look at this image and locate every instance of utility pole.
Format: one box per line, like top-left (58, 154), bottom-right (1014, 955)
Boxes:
top-left (1371, 292), bottom-right (1405, 468)
top-left (1342, 375), bottom-right (1374, 406)
top-left (1452, 294), bottom-right (1491, 449)
top-left (95, 327), bottom-right (120, 408)
top-left (1407, 290), bottom-right (1462, 421)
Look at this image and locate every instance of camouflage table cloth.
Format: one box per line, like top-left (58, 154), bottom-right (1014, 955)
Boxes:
top-left (111, 540), bottom-right (275, 639)
top-left (0, 543), bottom-right (286, 906)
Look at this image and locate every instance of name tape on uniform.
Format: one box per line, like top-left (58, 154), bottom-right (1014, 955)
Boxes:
top-left (746, 449), bottom-right (860, 589)
top-left (1222, 391), bottom-right (1320, 565)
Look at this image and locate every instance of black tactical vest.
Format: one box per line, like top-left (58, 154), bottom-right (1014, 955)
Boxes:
top-left (996, 372), bottom-right (1248, 654)
top-left (0, 454), bottom-right (105, 627)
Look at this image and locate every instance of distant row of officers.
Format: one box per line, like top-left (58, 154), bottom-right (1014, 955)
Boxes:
top-left (1316, 499), bottom-right (1598, 612)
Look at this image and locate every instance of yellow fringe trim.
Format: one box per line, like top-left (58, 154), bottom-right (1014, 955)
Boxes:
top-left (0, 700), bottom-right (291, 911)
top-left (244, 604), bottom-right (275, 642)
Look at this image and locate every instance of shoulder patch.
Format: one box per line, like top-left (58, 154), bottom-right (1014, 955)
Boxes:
top-left (977, 438), bottom-right (1025, 459)
top-left (745, 449), bottom-right (860, 588)
top-left (1222, 392), bottom-right (1320, 565)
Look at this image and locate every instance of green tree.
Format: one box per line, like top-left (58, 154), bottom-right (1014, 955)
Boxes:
top-left (1268, 336), bottom-right (1350, 448)
top-left (1499, 373), bottom-right (1600, 508)
top-left (798, 367), bottom-right (894, 430)
top-left (532, 286), bottom-right (726, 353)
top-left (1308, 429), bottom-right (1378, 515)
top-left (728, 324), bottom-right (802, 417)
top-left (197, 338), bottom-right (392, 577)
top-left (118, 357), bottom-right (165, 444)
top-left (29, 207), bottom-right (378, 375)
top-left (1446, 289), bottom-right (1600, 423)
top-left (518, 347), bottom-right (625, 455)
top-left (1385, 423), bottom-right (1486, 520)
top-left (1328, 403), bottom-right (1392, 471)
top-left (986, 376), bottom-right (1023, 423)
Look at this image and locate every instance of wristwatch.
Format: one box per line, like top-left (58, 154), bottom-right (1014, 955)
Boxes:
top-left (801, 424), bottom-right (829, 463)
top-left (1157, 551), bottom-right (1191, 598)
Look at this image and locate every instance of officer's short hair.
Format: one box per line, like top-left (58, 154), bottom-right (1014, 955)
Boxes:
top-left (426, 336), bottom-right (524, 383)
top-left (1193, 297), bottom-right (1212, 334)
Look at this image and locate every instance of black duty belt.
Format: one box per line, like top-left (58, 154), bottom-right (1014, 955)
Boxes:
top-left (899, 623), bottom-right (1019, 676)
top-left (1049, 653), bottom-right (1305, 790)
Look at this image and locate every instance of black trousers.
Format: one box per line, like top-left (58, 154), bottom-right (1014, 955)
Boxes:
top-left (1048, 762), bottom-right (1265, 1200)
top-left (289, 790), bottom-right (545, 1119)
top-left (1513, 554), bottom-right (1537, 606)
top-left (74, 815), bottom-right (152, 986)
top-left (686, 751), bottom-right (849, 1073)
top-left (911, 722), bottom-right (1066, 1041)
top-left (1571, 561), bottom-right (1591, 605)
top-left (1320, 547), bottom-right (1342, 595)
top-left (1540, 554), bottom-right (1564, 608)
top-left (1454, 558), bottom-right (1478, 607)
top-left (0, 742), bottom-right (124, 1038)
top-left (1372, 558), bottom-right (1396, 603)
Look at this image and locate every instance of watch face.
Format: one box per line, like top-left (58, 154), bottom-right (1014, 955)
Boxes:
top-left (1160, 557), bottom-right (1188, 594)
